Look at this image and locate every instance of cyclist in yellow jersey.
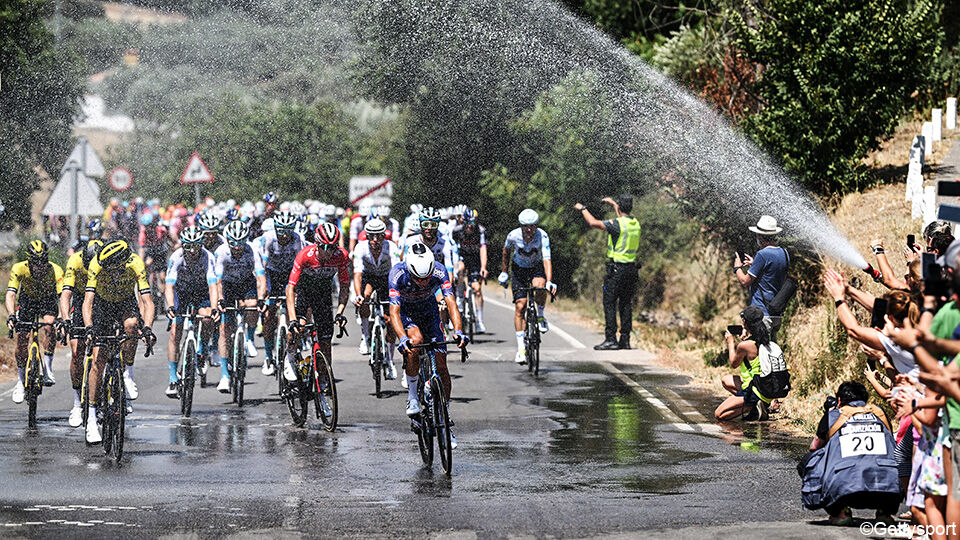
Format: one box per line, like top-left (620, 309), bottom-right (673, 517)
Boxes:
top-left (81, 240), bottom-right (156, 444)
top-left (5, 240), bottom-right (64, 403)
top-left (59, 240), bottom-right (103, 427)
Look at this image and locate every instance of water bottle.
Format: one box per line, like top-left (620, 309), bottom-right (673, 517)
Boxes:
top-left (424, 379), bottom-right (433, 405)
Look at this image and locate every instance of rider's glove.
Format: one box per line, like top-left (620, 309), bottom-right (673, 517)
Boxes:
top-left (142, 326), bottom-right (156, 347)
top-left (335, 313), bottom-right (348, 327)
top-left (354, 295), bottom-right (364, 307)
top-left (257, 298), bottom-right (266, 311)
top-left (217, 298), bottom-right (226, 311)
top-left (288, 320), bottom-right (301, 336)
top-left (498, 271), bottom-right (509, 286)
top-left (454, 330), bottom-right (469, 348)
top-left (209, 308), bottom-right (220, 321)
top-left (546, 281), bottom-right (558, 295)
top-left (166, 307), bottom-right (177, 320)
top-left (84, 325), bottom-right (95, 341)
top-left (6, 315), bottom-right (16, 330)
top-left (397, 336), bottom-right (412, 355)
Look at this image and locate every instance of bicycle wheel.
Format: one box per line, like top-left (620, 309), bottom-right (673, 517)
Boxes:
top-left (99, 370), bottom-right (113, 455)
top-left (371, 326), bottom-right (383, 398)
top-left (416, 414), bottom-right (434, 467)
top-left (466, 295), bottom-right (475, 341)
top-left (81, 352), bottom-right (93, 429)
top-left (181, 339), bottom-right (196, 417)
top-left (431, 377), bottom-right (453, 475)
top-left (111, 362), bottom-right (126, 462)
top-left (532, 343), bottom-right (541, 376)
top-left (236, 330), bottom-right (247, 408)
top-left (313, 351), bottom-right (338, 431)
top-left (276, 327), bottom-right (287, 395)
top-left (526, 309), bottom-right (538, 373)
top-left (285, 354), bottom-right (309, 427)
top-left (25, 344), bottom-right (40, 428)
top-left (231, 329), bottom-right (243, 406)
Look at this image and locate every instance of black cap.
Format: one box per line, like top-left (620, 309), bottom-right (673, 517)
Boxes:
top-left (740, 305), bottom-right (764, 325)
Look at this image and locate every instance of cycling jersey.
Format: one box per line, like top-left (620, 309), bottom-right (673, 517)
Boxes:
top-left (287, 245), bottom-right (351, 294)
top-left (7, 261), bottom-right (64, 300)
top-left (352, 239), bottom-right (400, 277)
top-left (452, 223), bottom-right (487, 256)
top-left (260, 229), bottom-right (307, 274)
top-left (402, 233), bottom-right (457, 272)
top-left (349, 216), bottom-right (365, 242)
top-left (62, 252), bottom-right (91, 293)
top-left (388, 261), bottom-right (453, 311)
top-left (86, 254), bottom-right (150, 302)
top-left (214, 242), bottom-right (264, 284)
top-left (504, 227), bottom-right (551, 268)
top-left (139, 224), bottom-right (167, 249)
top-left (165, 247), bottom-right (217, 292)
top-left (203, 234), bottom-right (225, 254)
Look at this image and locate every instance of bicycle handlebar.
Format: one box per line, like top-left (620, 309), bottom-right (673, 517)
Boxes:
top-left (512, 286), bottom-right (556, 302)
top-left (8, 320), bottom-right (58, 340)
top-left (297, 318), bottom-right (348, 340)
top-left (408, 339), bottom-right (469, 363)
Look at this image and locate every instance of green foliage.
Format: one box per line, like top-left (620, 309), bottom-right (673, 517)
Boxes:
top-left (61, 17), bottom-right (141, 73)
top-left (731, 0), bottom-right (943, 195)
top-left (0, 0), bottom-right (86, 229)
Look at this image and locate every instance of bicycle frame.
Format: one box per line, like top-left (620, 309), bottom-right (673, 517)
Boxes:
top-left (267, 295), bottom-right (289, 390)
top-left (362, 292), bottom-right (392, 398)
top-left (223, 301), bottom-right (259, 407)
top-left (91, 323), bottom-right (144, 462)
top-left (10, 316), bottom-right (56, 428)
top-left (513, 286), bottom-right (554, 376)
top-left (408, 340), bottom-right (467, 475)
top-left (167, 305), bottom-right (210, 417)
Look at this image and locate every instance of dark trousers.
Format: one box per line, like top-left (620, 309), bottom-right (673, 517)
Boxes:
top-left (602, 261), bottom-right (638, 343)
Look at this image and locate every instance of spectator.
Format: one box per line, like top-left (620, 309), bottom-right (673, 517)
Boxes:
top-left (734, 215), bottom-right (788, 338)
top-left (574, 195), bottom-right (640, 350)
top-left (714, 305), bottom-right (779, 421)
top-left (801, 382), bottom-right (901, 525)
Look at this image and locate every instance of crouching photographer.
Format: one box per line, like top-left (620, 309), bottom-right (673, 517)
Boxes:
top-left (714, 305), bottom-right (790, 422)
top-left (799, 381), bottom-right (901, 526)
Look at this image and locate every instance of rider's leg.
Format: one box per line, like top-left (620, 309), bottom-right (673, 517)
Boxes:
top-left (531, 276), bottom-right (547, 316)
top-left (283, 316), bottom-right (306, 382)
top-left (198, 306), bottom-right (214, 359)
top-left (168, 321), bottom-right (182, 384)
top-left (262, 305), bottom-right (278, 366)
top-left (472, 279), bottom-right (484, 325)
top-left (14, 329), bottom-right (28, 385)
top-left (121, 314), bottom-right (139, 371)
top-left (359, 284), bottom-right (373, 349)
top-left (220, 315), bottom-right (234, 381)
top-left (69, 338), bottom-right (83, 407)
top-left (404, 325), bottom-right (423, 403)
top-left (40, 313), bottom-right (56, 377)
top-left (435, 351), bottom-right (451, 400)
top-left (514, 297), bottom-right (526, 346)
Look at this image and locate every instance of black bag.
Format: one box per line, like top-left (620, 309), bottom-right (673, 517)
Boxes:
top-left (767, 247), bottom-right (796, 317)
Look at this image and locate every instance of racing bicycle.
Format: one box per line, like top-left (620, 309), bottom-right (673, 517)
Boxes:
top-left (283, 318), bottom-right (346, 431)
top-left (362, 292), bottom-right (392, 398)
top-left (223, 301), bottom-right (261, 408)
top-left (167, 305), bottom-right (214, 417)
top-left (267, 295), bottom-right (290, 394)
top-left (408, 339), bottom-right (467, 476)
top-left (514, 287), bottom-right (554, 377)
top-left (9, 316), bottom-right (60, 428)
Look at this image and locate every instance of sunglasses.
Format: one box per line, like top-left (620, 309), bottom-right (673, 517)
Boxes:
top-left (319, 244), bottom-right (338, 252)
top-left (420, 221), bottom-right (439, 230)
top-left (183, 244), bottom-right (201, 253)
top-left (228, 241), bottom-right (246, 248)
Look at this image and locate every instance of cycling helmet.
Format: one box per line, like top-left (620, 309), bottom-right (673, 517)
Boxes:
top-left (273, 211), bottom-right (298, 230)
top-left (419, 207), bottom-right (442, 225)
top-left (82, 240), bottom-right (104, 267)
top-left (225, 208), bottom-right (240, 222)
top-left (518, 208), bottom-right (539, 225)
top-left (140, 212), bottom-right (154, 226)
top-left (364, 218), bottom-right (387, 235)
top-left (87, 218), bottom-right (103, 236)
top-left (463, 208), bottom-right (478, 223)
top-left (98, 240), bottom-right (131, 269)
top-left (405, 243), bottom-right (435, 279)
top-left (263, 192), bottom-right (278, 204)
top-left (197, 212), bottom-right (222, 231)
top-left (25, 239), bottom-right (48, 263)
top-left (180, 226), bottom-right (203, 245)
top-left (315, 222), bottom-right (341, 247)
top-left (224, 220), bottom-right (250, 244)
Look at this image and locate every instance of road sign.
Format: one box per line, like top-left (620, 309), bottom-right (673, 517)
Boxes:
top-left (348, 176), bottom-right (392, 207)
top-left (180, 152), bottom-right (214, 184)
top-left (62, 139), bottom-right (105, 177)
top-left (109, 167), bottom-right (134, 192)
top-left (42, 169), bottom-right (104, 216)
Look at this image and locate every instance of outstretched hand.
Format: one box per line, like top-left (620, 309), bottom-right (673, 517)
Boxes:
top-left (822, 269), bottom-right (846, 301)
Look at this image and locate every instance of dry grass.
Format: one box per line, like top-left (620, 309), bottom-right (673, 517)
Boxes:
top-left (0, 267), bottom-right (15, 383)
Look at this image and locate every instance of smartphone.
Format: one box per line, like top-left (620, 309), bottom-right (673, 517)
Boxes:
top-left (922, 252), bottom-right (938, 281)
top-left (938, 180), bottom-right (960, 197)
top-left (727, 325), bottom-right (743, 336)
top-left (865, 356), bottom-right (877, 372)
top-left (907, 234), bottom-right (915, 249)
top-left (870, 298), bottom-right (888, 329)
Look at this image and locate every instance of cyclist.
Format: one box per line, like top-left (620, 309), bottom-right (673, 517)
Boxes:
top-left (5, 240), bottom-right (65, 403)
top-left (284, 223), bottom-right (351, 400)
top-left (164, 227), bottom-right (218, 398)
top-left (214, 221), bottom-right (266, 393)
top-left (348, 201), bottom-right (373, 253)
top-left (499, 209), bottom-right (557, 365)
top-left (198, 212), bottom-right (225, 369)
top-left (389, 243), bottom-right (468, 447)
top-left (250, 192), bottom-right (279, 239)
top-left (402, 207), bottom-right (456, 282)
top-left (451, 208), bottom-right (488, 333)
top-left (402, 204), bottom-right (423, 238)
top-left (138, 211), bottom-right (169, 307)
top-left (60, 239), bottom-right (103, 427)
top-left (260, 211), bottom-right (307, 376)
top-left (82, 240), bottom-right (156, 443)
top-left (352, 218), bottom-right (400, 375)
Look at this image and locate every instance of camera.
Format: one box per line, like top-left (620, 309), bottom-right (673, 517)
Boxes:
top-left (823, 395), bottom-right (838, 413)
top-left (922, 252), bottom-right (952, 298)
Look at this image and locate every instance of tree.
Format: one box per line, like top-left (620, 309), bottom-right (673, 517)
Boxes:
top-left (0, 0), bottom-right (86, 229)
top-left (732, 0), bottom-right (942, 194)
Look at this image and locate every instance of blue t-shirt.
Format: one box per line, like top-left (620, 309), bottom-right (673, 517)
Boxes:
top-left (747, 246), bottom-right (788, 316)
top-left (388, 261), bottom-right (453, 312)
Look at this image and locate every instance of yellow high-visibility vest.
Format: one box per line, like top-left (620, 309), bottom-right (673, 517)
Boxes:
top-left (606, 216), bottom-right (640, 263)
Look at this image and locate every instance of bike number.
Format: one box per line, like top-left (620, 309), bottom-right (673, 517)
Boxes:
top-left (838, 432), bottom-right (885, 457)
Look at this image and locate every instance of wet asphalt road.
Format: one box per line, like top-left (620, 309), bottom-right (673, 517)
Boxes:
top-left (0, 298), bottom-right (862, 538)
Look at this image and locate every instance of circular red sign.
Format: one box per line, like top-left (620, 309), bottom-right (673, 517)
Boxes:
top-left (109, 167), bottom-right (134, 192)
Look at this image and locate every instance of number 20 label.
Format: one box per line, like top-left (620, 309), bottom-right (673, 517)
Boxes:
top-left (839, 432), bottom-right (886, 457)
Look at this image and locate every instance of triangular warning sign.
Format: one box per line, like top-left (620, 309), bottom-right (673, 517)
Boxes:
top-left (180, 152), bottom-right (214, 184)
top-left (42, 171), bottom-right (105, 216)
top-left (61, 140), bottom-right (106, 177)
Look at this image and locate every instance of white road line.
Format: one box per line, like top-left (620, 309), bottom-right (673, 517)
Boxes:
top-left (484, 296), bottom-right (586, 349)
top-left (599, 362), bottom-right (687, 426)
top-left (658, 387), bottom-right (711, 424)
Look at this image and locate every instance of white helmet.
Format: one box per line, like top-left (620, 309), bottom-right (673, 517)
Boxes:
top-left (405, 242), bottom-right (435, 279)
top-left (364, 218), bottom-right (387, 235)
top-left (519, 209), bottom-right (539, 225)
top-left (380, 205), bottom-right (391, 217)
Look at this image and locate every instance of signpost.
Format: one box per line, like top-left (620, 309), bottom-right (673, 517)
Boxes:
top-left (109, 167), bottom-right (134, 192)
top-left (180, 152), bottom-right (214, 206)
top-left (348, 176), bottom-right (392, 207)
top-left (48, 137), bottom-right (106, 247)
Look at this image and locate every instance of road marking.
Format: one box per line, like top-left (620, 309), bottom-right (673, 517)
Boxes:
top-left (483, 296), bottom-right (586, 349)
top-left (658, 387), bottom-right (711, 424)
top-left (599, 362), bottom-right (687, 426)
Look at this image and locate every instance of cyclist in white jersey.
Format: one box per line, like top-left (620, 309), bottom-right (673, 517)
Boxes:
top-left (401, 207), bottom-right (456, 281)
top-left (352, 219), bottom-right (400, 377)
top-left (259, 211), bottom-right (307, 376)
top-left (499, 209), bottom-right (557, 365)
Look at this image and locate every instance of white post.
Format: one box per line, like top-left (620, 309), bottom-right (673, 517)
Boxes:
top-left (923, 123), bottom-right (934, 155)
top-left (948, 98), bottom-right (957, 130)
top-left (69, 166), bottom-right (78, 248)
top-left (923, 185), bottom-right (937, 229)
top-left (933, 109), bottom-right (943, 141)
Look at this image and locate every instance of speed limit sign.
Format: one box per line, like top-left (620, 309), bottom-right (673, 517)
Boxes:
top-left (109, 167), bottom-right (134, 192)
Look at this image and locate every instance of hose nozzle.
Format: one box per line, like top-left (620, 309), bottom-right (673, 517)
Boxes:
top-left (863, 264), bottom-right (882, 283)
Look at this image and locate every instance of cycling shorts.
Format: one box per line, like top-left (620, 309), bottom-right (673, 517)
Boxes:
top-left (173, 287), bottom-right (211, 321)
top-left (361, 274), bottom-right (390, 301)
top-left (295, 292), bottom-right (333, 339)
top-left (222, 279), bottom-right (257, 304)
top-left (461, 254), bottom-right (482, 284)
top-left (266, 269), bottom-right (290, 303)
top-left (16, 295), bottom-right (58, 322)
top-left (91, 294), bottom-right (139, 336)
top-left (511, 262), bottom-right (545, 302)
top-left (69, 294), bottom-right (85, 337)
top-left (399, 305), bottom-right (446, 354)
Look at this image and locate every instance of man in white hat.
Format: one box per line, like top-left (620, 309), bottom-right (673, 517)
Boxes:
top-left (734, 215), bottom-right (789, 337)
